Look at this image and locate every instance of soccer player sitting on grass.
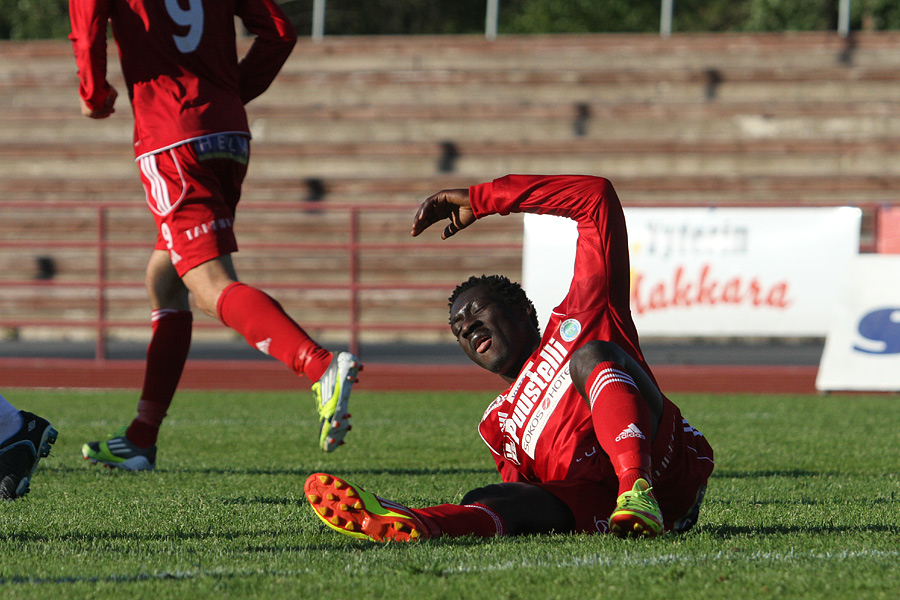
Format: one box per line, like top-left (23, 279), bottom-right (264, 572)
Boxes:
top-left (305, 174), bottom-right (714, 540)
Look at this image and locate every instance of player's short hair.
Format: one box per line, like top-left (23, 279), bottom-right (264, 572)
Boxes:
top-left (448, 274), bottom-right (540, 331)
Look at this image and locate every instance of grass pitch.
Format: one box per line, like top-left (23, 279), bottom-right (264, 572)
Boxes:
top-left (1, 387), bottom-right (899, 599)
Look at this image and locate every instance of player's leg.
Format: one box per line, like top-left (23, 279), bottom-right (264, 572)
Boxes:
top-left (457, 481), bottom-right (575, 535)
top-left (182, 253), bottom-right (335, 380)
top-left (0, 394), bottom-right (22, 442)
top-left (569, 340), bottom-right (664, 537)
top-left (0, 393), bottom-right (57, 499)
top-left (130, 250), bottom-right (193, 448)
top-left (305, 474), bottom-right (573, 542)
top-left (183, 253), bottom-right (360, 452)
top-left (145, 140), bottom-right (360, 452)
top-left (82, 251), bottom-right (191, 471)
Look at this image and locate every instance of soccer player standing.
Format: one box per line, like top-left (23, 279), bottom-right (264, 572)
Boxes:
top-left (305, 175), bottom-right (714, 540)
top-left (69, 0), bottom-right (360, 469)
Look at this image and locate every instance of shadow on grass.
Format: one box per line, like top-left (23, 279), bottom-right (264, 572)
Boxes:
top-left (56, 465), bottom-right (498, 477)
top-left (0, 568), bottom-right (248, 586)
top-left (710, 469), bottom-right (835, 479)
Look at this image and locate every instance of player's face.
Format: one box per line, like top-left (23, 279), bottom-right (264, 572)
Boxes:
top-left (449, 285), bottom-right (536, 380)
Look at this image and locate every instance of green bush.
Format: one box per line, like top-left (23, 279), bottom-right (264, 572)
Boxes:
top-left (0, 0), bottom-right (70, 40)
top-left (4, 0), bottom-right (900, 40)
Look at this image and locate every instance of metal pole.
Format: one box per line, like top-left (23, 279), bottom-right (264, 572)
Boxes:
top-left (838, 0), bottom-right (851, 38)
top-left (95, 206), bottom-right (107, 362)
top-left (348, 208), bottom-right (360, 357)
top-left (660, 0), bottom-right (674, 37)
top-left (485, 0), bottom-right (499, 41)
top-left (312, 0), bottom-right (326, 41)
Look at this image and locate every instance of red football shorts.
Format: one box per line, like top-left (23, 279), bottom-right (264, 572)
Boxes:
top-left (535, 401), bottom-right (714, 534)
top-left (138, 133), bottom-right (250, 277)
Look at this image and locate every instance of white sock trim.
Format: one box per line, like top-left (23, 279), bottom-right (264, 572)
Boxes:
top-left (465, 504), bottom-right (506, 536)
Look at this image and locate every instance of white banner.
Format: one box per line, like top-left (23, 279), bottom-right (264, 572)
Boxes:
top-left (523, 207), bottom-right (861, 337)
top-left (817, 255), bottom-right (900, 392)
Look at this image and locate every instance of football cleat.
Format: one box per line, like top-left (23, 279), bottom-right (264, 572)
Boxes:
top-left (82, 427), bottom-right (156, 471)
top-left (0, 411), bottom-right (58, 500)
top-left (311, 352), bottom-right (361, 452)
top-left (609, 478), bottom-right (664, 538)
top-left (304, 472), bottom-right (433, 542)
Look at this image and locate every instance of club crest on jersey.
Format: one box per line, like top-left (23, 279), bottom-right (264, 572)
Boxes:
top-left (559, 318), bottom-right (582, 342)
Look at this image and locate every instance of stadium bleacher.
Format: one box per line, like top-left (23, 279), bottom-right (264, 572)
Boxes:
top-left (0, 32), bottom-right (897, 358)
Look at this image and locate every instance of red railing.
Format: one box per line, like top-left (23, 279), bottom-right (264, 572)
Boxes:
top-left (0, 201), bottom-right (521, 361)
top-left (2, 199), bottom-right (892, 365)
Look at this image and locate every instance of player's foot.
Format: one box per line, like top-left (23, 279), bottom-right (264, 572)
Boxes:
top-left (0, 411), bottom-right (58, 500)
top-left (305, 473), bottom-right (433, 542)
top-left (82, 427), bottom-right (156, 471)
top-left (311, 352), bottom-right (361, 452)
top-left (609, 478), bottom-right (664, 538)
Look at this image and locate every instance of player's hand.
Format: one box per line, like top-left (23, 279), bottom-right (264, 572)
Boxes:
top-left (81, 85), bottom-right (118, 119)
top-left (411, 188), bottom-right (476, 240)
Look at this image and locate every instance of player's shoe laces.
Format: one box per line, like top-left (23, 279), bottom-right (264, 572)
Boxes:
top-left (305, 473), bottom-right (434, 542)
top-left (0, 411), bottom-right (58, 500)
top-left (311, 352), bottom-right (361, 452)
top-left (82, 427), bottom-right (156, 471)
top-left (609, 478), bottom-right (664, 538)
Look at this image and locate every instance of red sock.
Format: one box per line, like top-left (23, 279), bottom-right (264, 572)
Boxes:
top-left (413, 503), bottom-right (506, 537)
top-left (585, 361), bottom-right (653, 496)
top-left (127, 309), bottom-right (192, 448)
top-left (216, 282), bottom-right (332, 381)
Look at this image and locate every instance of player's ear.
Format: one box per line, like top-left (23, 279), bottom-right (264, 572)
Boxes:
top-left (517, 300), bottom-right (536, 326)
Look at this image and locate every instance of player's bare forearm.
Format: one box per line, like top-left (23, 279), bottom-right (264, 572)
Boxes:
top-left (411, 188), bottom-right (476, 240)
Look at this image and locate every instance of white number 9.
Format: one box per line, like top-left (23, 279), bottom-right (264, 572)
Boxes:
top-left (161, 223), bottom-right (175, 250)
top-left (165, 0), bottom-right (204, 54)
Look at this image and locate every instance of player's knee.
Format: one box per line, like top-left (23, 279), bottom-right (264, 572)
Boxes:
top-left (145, 274), bottom-right (189, 311)
top-left (461, 484), bottom-right (499, 505)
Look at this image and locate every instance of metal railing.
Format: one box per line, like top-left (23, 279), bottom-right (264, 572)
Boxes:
top-left (0, 201), bottom-right (521, 361)
top-left (307, 0), bottom-right (857, 40)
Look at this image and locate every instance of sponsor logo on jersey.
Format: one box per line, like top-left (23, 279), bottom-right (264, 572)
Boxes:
top-left (501, 336), bottom-right (573, 460)
top-left (194, 133), bottom-right (249, 164)
top-left (559, 318), bottom-right (582, 342)
top-left (482, 394), bottom-right (506, 421)
top-left (521, 363), bottom-right (572, 459)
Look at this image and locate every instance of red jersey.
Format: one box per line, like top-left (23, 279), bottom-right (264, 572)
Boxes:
top-left (472, 175), bottom-right (713, 490)
top-left (69, 0), bottom-right (297, 158)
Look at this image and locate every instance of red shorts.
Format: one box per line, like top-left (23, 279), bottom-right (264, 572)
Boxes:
top-left (535, 401), bottom-right (714, 534)
top-left (138, 133), bottom-right (250, 276)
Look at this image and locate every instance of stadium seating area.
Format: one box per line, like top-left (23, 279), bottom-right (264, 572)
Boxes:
top-left (1, 32), bottom-right (899, 348)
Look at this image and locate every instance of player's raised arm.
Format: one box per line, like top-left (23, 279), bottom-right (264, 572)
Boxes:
top-left (410, 188), bottom-right (477, 240)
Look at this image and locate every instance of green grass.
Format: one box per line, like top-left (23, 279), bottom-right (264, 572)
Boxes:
top-left (2, 388), bottom-right (899, 599)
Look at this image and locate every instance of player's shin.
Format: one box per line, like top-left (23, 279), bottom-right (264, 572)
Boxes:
top-left (585, 361), bottom-right (653, 494)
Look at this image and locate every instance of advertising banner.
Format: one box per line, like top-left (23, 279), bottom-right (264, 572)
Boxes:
top-left (816, 255), bottom-right (900, 392)
top-left (523, 207), bottom-right (861, 337)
